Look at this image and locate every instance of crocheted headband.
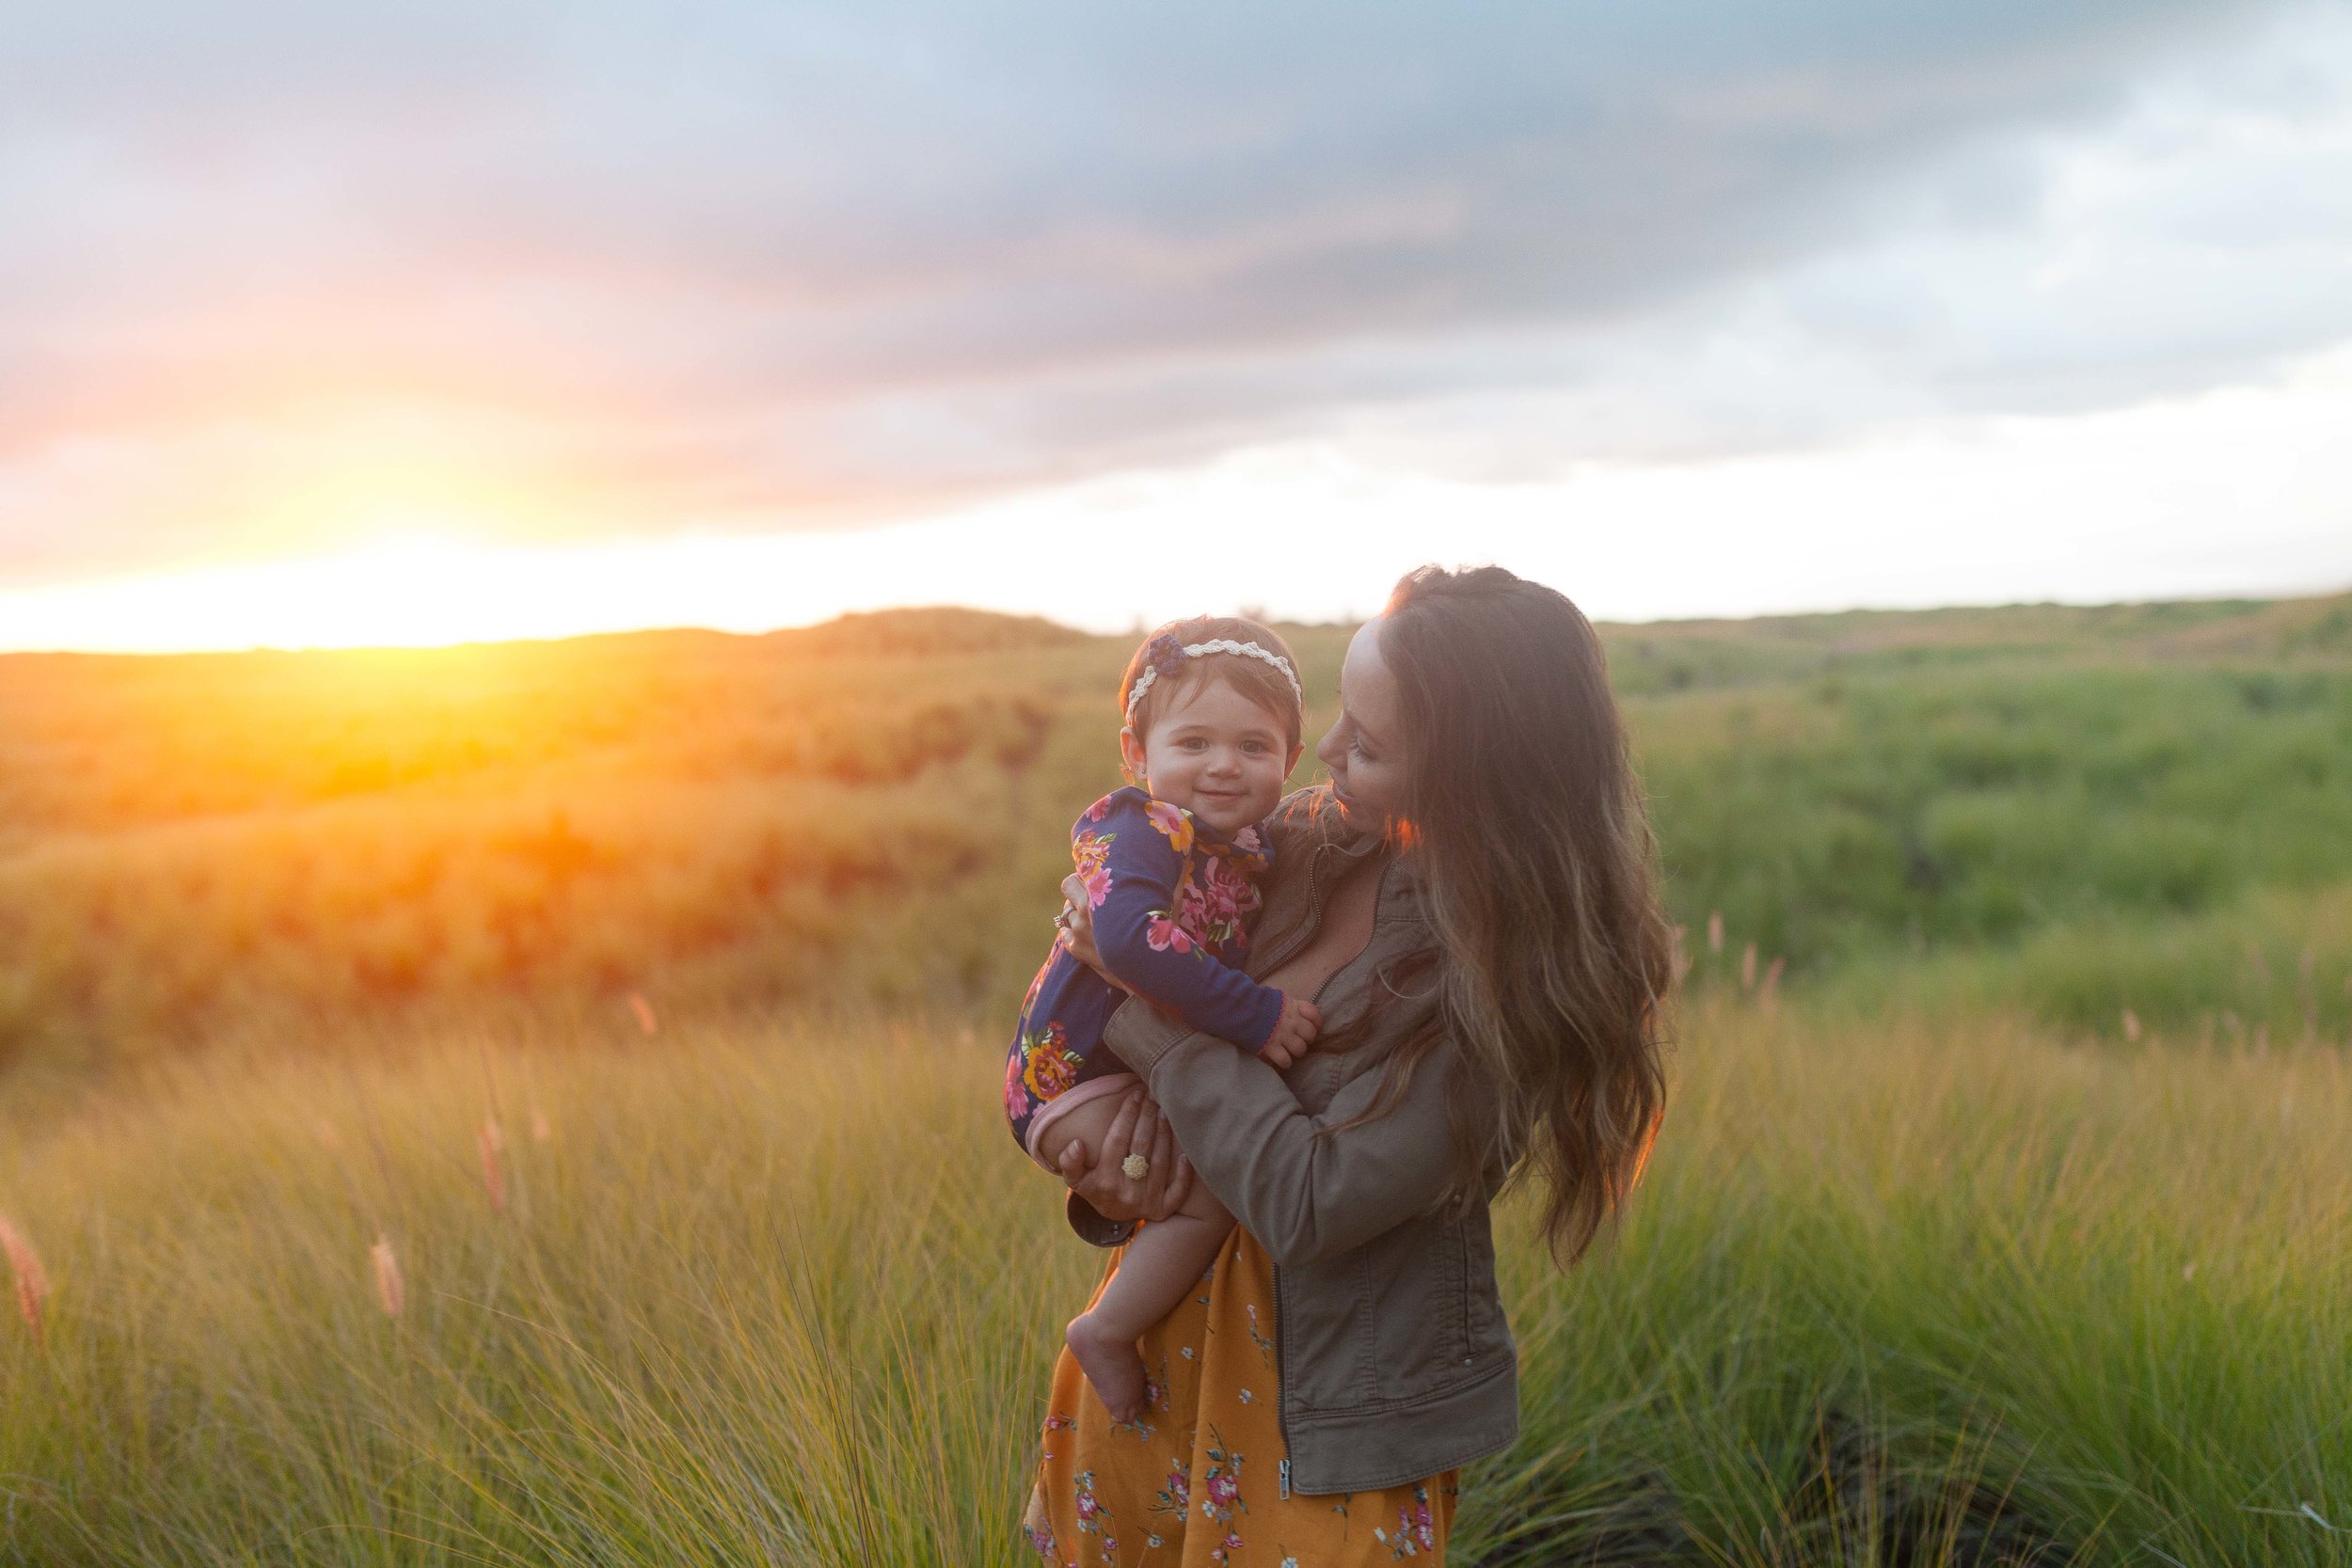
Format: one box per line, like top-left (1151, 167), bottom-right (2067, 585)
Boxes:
top-left (1123, 633), bottom-right (1305, 725)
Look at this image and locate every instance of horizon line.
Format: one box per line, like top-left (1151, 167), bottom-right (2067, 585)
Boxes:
top-left (5, 583), bottom-right (2344, 664)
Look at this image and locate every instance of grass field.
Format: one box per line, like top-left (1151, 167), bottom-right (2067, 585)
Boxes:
top-left (6, 593), bottom-right (2350, 1081)
top-left (5, 590), bottom-right (2352, 1564)
top-left (4, 1000), bottom-right (2348, 1565)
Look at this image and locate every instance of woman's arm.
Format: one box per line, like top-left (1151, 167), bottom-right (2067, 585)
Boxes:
top-left (1101, 996), bottom-right (1484, 1268)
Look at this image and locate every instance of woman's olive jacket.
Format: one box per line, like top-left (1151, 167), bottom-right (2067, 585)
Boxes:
top-left (1079, 785), bottom-right (1519, 1496)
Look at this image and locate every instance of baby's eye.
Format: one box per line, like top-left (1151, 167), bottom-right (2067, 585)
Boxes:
top-left (1180, 736), bottom-right (1209, 750)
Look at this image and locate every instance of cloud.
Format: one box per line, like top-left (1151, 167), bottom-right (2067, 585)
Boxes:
top-left (0, 0), bottom-right (2343, 582)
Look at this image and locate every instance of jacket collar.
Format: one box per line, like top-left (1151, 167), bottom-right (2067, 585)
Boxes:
top-left (1284, 784), bottom-right (1425, 911)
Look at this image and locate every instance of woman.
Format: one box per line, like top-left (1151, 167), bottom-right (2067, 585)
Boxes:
top-left (1025, 564), bottom-right (1674, 1566)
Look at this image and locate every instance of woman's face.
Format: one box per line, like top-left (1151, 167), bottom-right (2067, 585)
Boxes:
top-left (1315, 616), bottom-right (1409, 833)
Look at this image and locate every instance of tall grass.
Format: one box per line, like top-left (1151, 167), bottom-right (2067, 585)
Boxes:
top-left (4, 1001), bottom-right (2346, 1565)
top-left (1640, 662), bottom-right (2352, 971)
top-left (1825, 879), bottom-right (2352, 1044)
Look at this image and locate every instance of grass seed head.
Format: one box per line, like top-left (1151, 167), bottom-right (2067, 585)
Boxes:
top-left (628, 991), bottom-right (660, 1036)
top-left (370, 1235), bottom-right (405, 1318)
top-left (0, 1213), bottom-right (51, 1344)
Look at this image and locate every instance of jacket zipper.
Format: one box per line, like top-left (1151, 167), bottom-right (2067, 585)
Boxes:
top-left (1272, 839), bottom-right (1336, 1494)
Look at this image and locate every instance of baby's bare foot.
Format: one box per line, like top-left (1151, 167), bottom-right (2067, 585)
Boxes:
top-left (1066, 1313), bottom-right (1148, 1425)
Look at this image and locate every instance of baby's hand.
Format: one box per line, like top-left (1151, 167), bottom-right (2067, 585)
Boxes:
top-left (1260, 994), bottom-right (1322, 1069)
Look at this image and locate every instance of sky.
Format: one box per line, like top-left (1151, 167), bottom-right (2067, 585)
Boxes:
top-left (1, 0), bottom-right (2347, 651)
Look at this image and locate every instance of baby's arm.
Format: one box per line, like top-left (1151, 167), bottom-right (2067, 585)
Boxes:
top-left (1087, 795), bottom-right (1317, 1060)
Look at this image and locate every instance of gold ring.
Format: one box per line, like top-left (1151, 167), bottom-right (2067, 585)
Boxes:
top-left (1120, 1153), bottom-right (1150, 1180)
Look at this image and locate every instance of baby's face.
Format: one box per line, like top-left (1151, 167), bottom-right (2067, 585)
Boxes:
top-left (1122, 676), bottom-right (1296, 838)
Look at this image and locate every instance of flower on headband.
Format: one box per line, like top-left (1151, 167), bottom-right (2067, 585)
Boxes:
top-left (1147, 633), bottom-right (1188, 676)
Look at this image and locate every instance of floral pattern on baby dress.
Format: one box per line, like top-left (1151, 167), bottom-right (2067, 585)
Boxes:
top-left (1015, 1022), bottom-right (1085, 1107)
top-left (1074, 828), bottom-right (1117, 910)
top-left (1004, 788), bottom-right (1282, 1156)
top-left (1025, 1227), bottom-right (1459, 1565)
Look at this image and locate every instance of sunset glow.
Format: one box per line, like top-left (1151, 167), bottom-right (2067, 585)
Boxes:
top-left (6, 2), bottom-right (2351, 651)
top-left (7, 349), bottom-right (2350, 654)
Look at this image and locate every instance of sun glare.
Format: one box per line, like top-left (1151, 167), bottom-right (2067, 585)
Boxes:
top-left (3, 350), bottom-right (2350, 657)
top-left (0, 519), bottom-right (1062, 654)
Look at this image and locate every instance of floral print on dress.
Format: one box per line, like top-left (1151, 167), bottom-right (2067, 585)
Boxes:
top-left (1183, 850), bottom-right (1262, 954)
top-left (1027, 1227), bottom-right (1458, 1565)
top-left (1373, 1486), bottom-right (1439, 1559)
top-left (1244, 1304), bottom-right (1276, 1369)
top-left (1004, 787), bottom-right (1282, 1154)
top-left (1073, 1469), bottom-right (1120, 1564)
top-left (1199, 1426), bottom-right (1248, 1564)
top-left (1152, 1462), bottom-right (1192, 1521)
top-left (1145, 799), bottom-right (1195, 855)
top-left (1145, 911), bottom-right (1198, 957)
top-left (1004, 1049), bottom-right (1033, 1122)
top-left (1145, 827), bottom-right (1263, 966)
top-left (1018, 1022), bottom-right (1084, 1105)
top-left (1074, 830), bottom-right (1116, 909)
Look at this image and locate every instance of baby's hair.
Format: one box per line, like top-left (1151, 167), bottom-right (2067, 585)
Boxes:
top-left (1119, 615), bottom-right (1305, 750)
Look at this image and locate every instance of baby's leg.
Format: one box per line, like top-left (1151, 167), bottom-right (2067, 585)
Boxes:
top-left (1066, 1180), bottom-right (1232, 1423)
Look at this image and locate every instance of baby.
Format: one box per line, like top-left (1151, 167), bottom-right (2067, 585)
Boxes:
top-left (1005, 614), bottom-right (1321, 1422)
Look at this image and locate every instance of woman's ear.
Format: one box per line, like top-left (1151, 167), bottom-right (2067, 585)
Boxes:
top-left (1119, 726), bottom-right (1149, 784)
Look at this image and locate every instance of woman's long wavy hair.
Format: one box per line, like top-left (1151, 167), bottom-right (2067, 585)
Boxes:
top-left (1367, 564), bottom-right (1674, 1264)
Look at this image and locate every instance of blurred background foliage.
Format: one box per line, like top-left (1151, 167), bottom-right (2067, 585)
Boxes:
top-left (3, 592), bottom-right (2349, 1085)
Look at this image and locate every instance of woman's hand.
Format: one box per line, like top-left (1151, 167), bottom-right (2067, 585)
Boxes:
top-left (1057, 1088), bottom-right (1194, 1222)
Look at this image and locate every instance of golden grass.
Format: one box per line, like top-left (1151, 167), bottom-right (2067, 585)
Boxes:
top-left (2, 1000), bottom-right (2346, 1564)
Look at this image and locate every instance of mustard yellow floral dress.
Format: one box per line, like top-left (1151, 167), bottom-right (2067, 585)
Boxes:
top-left (1026, 1226), bottom-right (1459, 1566)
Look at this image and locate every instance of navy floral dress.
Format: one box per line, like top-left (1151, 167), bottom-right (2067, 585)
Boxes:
top-left (1005, 787), bottom-right (1286, 1154)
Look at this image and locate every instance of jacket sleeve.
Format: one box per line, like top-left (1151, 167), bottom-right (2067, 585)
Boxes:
top-left (1065, 1191), bottom-right (1137, 1249)
top-left (1089, 797), bottom-right (1289, 1053)
top-left (1101, 995), bottom-right (1481, 1267)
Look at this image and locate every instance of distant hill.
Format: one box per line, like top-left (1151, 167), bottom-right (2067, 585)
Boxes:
top-left (2, 592), bottom-right (2348, 1083)
top-left (774, 606), bottom-right (1090, 657)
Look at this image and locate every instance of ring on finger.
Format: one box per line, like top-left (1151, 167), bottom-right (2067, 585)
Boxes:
top-left (1120, 1153), bottom-right (1150, 1180)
